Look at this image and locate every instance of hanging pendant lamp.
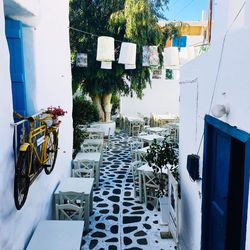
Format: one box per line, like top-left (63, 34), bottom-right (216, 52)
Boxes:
top-left (164, 47), bottom-right (180, 68)
top-left (125, 64), bottom-right (136, 70)
top-left (118, 42), bottom-right (137, 65)
top-left (101, 61), bottom-right (112, 69)
top-left (96, 36), bottom-right (115, 62)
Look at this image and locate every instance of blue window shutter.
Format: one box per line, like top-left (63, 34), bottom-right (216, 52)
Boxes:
top-left (5, 18), bottom-right (27, 116)
top-left (172, 36), bottom-right (187, 48)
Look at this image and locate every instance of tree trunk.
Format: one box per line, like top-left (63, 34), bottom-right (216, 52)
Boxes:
top-left (102, 93), bottom-right (113, 122)
top-left (92, 95), bottom-right (105, 122)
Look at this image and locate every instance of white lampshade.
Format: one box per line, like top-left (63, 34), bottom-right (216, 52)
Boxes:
top-left (101, 61), bottom-right (112, 69)
top-left (96, 36), bottom-right (115, 62)
top-left (125, 64), bottom-right (136, 70)
top-left (164, 47), bottom-right (179, 67)
top-left (118, 42), bottom-right (137, 65)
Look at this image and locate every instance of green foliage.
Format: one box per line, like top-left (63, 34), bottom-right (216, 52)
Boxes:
top-left (111, 94), bottom-right (120, 115)
top-left (72, 96), bottom-right (99, 155)
top-left (73, 127), bottom-right (88, 157)
top-left (73, 96), bottom-right (99, 127)
top-left (69, 0), bottom-right (179, 100)
top-left (145, 137), bottom-right (179, 196)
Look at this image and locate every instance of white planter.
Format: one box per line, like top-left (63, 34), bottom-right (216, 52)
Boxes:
top-left (159, 196), bottom-right (169, 225)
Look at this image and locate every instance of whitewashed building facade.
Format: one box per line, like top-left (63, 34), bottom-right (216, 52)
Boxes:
top-left (0, 0), bottom-right (72, 249)
top-left (179, 0), bottom-right (250, 249)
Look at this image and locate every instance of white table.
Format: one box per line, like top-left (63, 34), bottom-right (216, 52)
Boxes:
top-left (138, 134), bottom-right (164, 145)
top-left (125, 116), bottom-right (144, 135)
top-left (90, 121), bottom-right (116, 136)
top-left (82, 139), bottom-right (103, 153)
top-left (132, 146), bottom-right (149, 161)
top-left (137, 164), bottom-right (169, 203)
top-left (26, 220), bottom-right (84, 250)
top-left (73, 152), bottom-right (101, 187)
top-left (54, 177), bottom-right (94, 232)
top-left (146, 127), bottom-right (167, 134)
top-left (86, 127), bottom-right (104, 134)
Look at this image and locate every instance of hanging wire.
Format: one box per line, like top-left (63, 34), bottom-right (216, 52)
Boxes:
top-left (172, 0), bottom-right (197, 20)
top-left (195, 1), bottom-right (246, 155)
top-left (69, 26), bottom-right (124, 43)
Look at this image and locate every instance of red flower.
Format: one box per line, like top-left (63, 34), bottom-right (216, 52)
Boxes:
top-left (46, 106), bottom-right (67, 119)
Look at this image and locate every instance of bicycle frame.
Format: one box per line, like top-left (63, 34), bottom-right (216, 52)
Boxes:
top-left (25, 120), bottom-right (51, 178)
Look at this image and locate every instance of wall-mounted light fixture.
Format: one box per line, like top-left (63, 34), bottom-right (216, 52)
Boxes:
top-left (211, 104), bottom-right (229, 118)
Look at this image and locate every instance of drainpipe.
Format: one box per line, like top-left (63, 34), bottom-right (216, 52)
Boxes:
top-left (208, 0), bottom-right (213, 43)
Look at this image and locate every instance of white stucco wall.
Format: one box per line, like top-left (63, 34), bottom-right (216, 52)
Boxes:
top-left (179, 0), bottom-right (250, 249)
top-left (120, 34), bottom-right (204, 118)
top-left (120, 78), bottom-right (180, 117)
top-left (0, 0), bottom-right (73, 249)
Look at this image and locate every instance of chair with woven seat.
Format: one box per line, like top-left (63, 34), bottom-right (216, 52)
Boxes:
top-left (80, 144), bottom-right (100, 153)
top-left (57, 191), bottom-right (85, 220)
top-left (130, 161), bottom-right (145, 199)
top-left (55, 203), bottom-right (83, 220)
top-left (130, 141), bottom-right (144, 161)
top-left (72, 168), bottom-right (94, 178)
top-left (142, 171), bottom-right (167, 208)
top-left (73, 160), bottom-right (96, 181)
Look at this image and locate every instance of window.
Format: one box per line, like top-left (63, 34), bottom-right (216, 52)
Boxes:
top-left (172, 36), bottom-right (187, 48)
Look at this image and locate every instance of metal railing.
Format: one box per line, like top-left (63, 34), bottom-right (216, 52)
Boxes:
top-left (10, 109), bottom-right (45, 164)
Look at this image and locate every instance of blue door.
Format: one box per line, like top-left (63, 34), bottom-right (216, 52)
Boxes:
top-left (202, 115), bottom-right (250, 250)
top-left (5, 18), bottom-right (27, 116)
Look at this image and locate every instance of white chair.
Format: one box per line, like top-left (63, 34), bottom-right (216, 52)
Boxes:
top-left (55, 203), bottom-right (83, 220)
top-left (130, 141), bottom-right (144, 161)
top-left (72, 168), bottom-right (94, 178)
top-left (103, 128), bottom-right (112, 152)
top-left (142, 171), bottom-right (167, 208)
top-left (131, 123), bottom-right (141, 137)
top-left (57, 191), bottom-right (85, 220)
top-left (88, 133), bottom-right (104, 140)
top-left (80, 144), bottom-right (100, 152)
top-left (130, 161), bottom-right (145, 198)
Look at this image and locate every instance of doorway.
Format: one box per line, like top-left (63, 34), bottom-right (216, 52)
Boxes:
top-left (201, 115), bottom-right (250, 250)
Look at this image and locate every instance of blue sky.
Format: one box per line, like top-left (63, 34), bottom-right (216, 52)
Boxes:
top-left (163, 0), bottom-right (208, 21)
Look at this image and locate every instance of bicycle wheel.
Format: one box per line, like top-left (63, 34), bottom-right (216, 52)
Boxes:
top-left (14, 147), bottom-right (31, 210)
top-left (44, 130), bottom-right (58, 175)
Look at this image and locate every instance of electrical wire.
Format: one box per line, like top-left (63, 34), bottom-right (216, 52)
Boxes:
top-left (172, 0), bottom-right (196, 20)
top-left (196, 1), bottom-right (246, 155)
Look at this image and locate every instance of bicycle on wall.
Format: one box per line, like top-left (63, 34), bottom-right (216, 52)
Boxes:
top-left (13, 112), bottom-right (59, 210)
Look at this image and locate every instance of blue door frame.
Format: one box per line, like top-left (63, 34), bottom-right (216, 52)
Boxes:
top-left (202, 115), bottom-right (250, 250)
top-left (5, 18), bottom-right (27, 116)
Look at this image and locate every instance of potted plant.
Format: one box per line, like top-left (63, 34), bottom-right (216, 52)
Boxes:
top-left (145, 136), bottom-right (178, 224)
top-left (45, 106), bottom-right (67, 125)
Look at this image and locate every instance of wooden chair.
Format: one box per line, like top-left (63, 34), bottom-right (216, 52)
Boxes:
top-left (130, 161), bottom-right (145, 199)
top-left (142, 171), bottom-right (166, 208)
top-left (130, 141), bottom-right (144, 161)
top-left (80, 144), bottom-right (100, 153)
top-left (72, 168), bottom-right (94, 178)
top-left (55, 203), bottom-right (83, 220)
top-left (57, 191), bottom-right (85, 220)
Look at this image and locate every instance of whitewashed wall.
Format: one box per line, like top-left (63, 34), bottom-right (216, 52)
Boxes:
top-left (0, 0), bottom-right (72, 249)
top-left (120, 35), bottom-right (204, 118)
top-left (120, 78), bottom-right (180, 117)
top-left (179, 0), bottom-right (250, 249)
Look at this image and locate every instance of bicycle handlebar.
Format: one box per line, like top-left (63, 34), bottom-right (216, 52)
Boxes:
top-left (13, 112), bottom-right (53, 122)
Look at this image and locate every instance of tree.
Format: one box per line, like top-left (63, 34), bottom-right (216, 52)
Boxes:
top-left (70, 0), bottom-right (180, 122)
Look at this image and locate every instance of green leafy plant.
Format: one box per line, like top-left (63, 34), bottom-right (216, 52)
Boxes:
top-left (145, 137), bottom-right (178, 196)
top-left (70, 0), bottom-right (181, 122)
top-left (72, 96), bottom-right (99, 155)
top-left (73, 96), bottom-right (99, 127)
